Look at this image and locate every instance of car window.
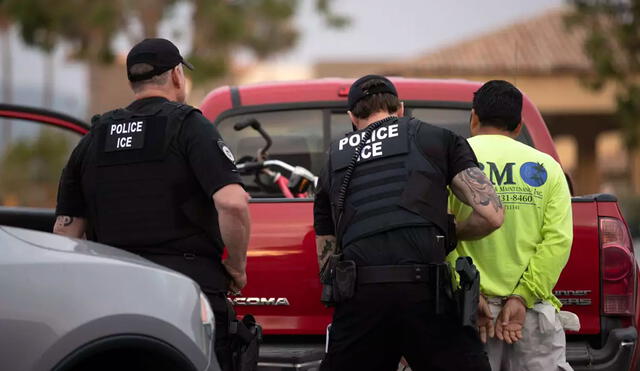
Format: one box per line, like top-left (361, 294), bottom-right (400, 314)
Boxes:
top-left (0, 119), bottom-right (81, 208)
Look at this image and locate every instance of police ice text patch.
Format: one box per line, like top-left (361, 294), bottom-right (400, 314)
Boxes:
top-left (331, 120), bottom-right (409, 170)
top-left (104, 120), bottom-right (146, 152)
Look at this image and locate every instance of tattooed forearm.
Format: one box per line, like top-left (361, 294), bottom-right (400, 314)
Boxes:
top-left (460, 168), bottom-right (503, 212)
top-left (452, 167), bottom-right (505, 240)
top-left (316, 235), bottom-right (337, 271)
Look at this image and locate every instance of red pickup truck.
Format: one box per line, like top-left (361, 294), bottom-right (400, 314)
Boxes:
top-left (0, 77), bottom-right (638, 370)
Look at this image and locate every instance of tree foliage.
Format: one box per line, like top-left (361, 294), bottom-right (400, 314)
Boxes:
top-left (0, 128), bottom-right (73, 207)
top-left (567, 0), bottom-right (640, 147)
top-left (2, 0), bottom-right (348, 81)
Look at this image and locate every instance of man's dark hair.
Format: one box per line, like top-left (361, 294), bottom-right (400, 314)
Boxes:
top-left (472, 80), bottom-right (523, 131)
top-left (351, 79), bottom-right (401, 119)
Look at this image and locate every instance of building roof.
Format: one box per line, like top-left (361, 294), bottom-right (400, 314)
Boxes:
top-left (383, 8), bottom-right (591, 76)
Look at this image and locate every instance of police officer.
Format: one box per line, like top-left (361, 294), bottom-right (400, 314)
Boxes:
top-left (53, 38), bottom-right (251, 370)
top-left (314, 75), bottom-right (504, 370)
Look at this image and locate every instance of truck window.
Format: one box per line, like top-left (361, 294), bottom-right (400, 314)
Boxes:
top-left (410, 107), bottom-right (533, 145)
top-left (218, 110), bottom-right (326, 198)
top-left (217, 106), bottom-right (533, 198)
top-left (0, 119), bottom-right (80, 208)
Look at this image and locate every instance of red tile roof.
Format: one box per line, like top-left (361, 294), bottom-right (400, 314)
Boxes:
top-left (384, 8), bottom-right (591, 76)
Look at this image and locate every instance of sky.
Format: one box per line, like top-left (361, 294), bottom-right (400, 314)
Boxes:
top-left (3, 27), bottom-right (87, 117)
top-left (279, 0), bottom-right (565, 63)
top-left (1, 0), bottom-right (565, 116)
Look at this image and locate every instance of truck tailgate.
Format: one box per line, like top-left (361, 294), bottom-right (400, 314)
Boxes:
top-left (554, 199), bottom-right (601, 334)
top-left (233, 201), bottom-right (332, 335)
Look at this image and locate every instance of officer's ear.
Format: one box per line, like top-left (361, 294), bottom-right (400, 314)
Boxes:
top-left (171, 66), bottom-right (183, 89)
top-left (396, 101), bottom-right (405, 118)
top-left (511, 121), bottom-right (523, 138)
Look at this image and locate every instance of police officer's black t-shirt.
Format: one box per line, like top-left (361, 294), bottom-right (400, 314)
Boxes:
top-left (56, 96), bottom-right (242, 245)
top-left (313, 119), bottom-right (478, 266)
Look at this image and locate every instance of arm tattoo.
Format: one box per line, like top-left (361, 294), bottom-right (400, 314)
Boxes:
top-left (460, 168), bottom-right (503, 212)
top-left (317, 237), bottom-right (337, 269)
top-left (320, 239), bottom-right (336, 261)
top-left (55, 216), bottom-right (74, 228)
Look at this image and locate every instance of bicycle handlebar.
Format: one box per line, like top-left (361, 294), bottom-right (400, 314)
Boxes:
top-left (233, 118), bottom-right (272, 159)
top-left (236, 160), bottom-right (318, 186)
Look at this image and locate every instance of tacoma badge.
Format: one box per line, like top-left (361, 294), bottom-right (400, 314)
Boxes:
top-left (233, 297), bottom-right (290, 306)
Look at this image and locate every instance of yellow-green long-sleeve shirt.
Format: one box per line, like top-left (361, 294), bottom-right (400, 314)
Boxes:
top-left (447, 135), bottom-right (573, 310)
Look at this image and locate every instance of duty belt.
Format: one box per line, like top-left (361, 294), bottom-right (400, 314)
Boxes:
top-left (357, 264), bottom-right (445, 284)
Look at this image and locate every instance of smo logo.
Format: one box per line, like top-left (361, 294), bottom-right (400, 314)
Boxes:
top-left (232, 297), bottom-right (290, 306)
top-left (478, 162), bottom-right (516, 186)
top-left (478, 161), bottom-right (548, 187)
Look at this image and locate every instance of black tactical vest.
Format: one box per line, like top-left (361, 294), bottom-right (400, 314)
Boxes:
top-left (82, 101), bottom-right (220, 254)
top-left (328, 117), bottom-right (449, 247)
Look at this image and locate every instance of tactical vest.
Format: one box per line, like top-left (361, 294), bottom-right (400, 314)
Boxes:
top-left (328, 117), bottom-right (449, 247)
top-left (83, 101), bottom-right (220, 253)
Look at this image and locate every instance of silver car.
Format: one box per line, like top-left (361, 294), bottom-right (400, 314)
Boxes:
top-left (0, 226), bottom-right (221, 371)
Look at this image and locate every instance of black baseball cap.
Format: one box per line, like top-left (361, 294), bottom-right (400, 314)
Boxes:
top-left (126, 38), bottom-right (194, 82)
top-left (347, 75), bottom-right (398, 111)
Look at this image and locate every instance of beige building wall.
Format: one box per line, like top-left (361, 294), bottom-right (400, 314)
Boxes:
top-left (237, 63), bottom-right (313, 85)
top-left (423, 74), bottom-right (617, 115)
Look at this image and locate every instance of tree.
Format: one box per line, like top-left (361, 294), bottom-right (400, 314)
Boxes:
top-left (0, 0), bottom-right (13, 151)
top-left (566, 0), bottom-right (640, 148)
top-left (0, 128), bottom-right (73, 207)
top-left (5, 0), bottom-right (348, 82)
top-left (7, 0), bottom-right (122, 62)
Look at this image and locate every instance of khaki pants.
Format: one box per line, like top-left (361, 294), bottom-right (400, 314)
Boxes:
top-left (486, 300), bottom-right (573, 371)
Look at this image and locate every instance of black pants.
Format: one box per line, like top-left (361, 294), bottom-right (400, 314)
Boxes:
top-left (207, 292), bottom-right (233, 371)
top-left (321, 283), bottom-right (491, 371)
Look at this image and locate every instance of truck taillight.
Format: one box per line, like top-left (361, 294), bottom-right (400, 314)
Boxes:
top-left (600, 217), bottom-right (636, 316)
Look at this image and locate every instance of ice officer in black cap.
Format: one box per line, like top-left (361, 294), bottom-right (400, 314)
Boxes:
top-left (54, 38), bottom-right (252, 370)
top-left (313, 75), bottom-right (504, 370)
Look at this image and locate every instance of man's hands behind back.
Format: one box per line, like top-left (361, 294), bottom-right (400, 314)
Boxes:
top-left (477, 295), bottom-right (495, 343)
top-left (496, 296), bottom-right (526, 344)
